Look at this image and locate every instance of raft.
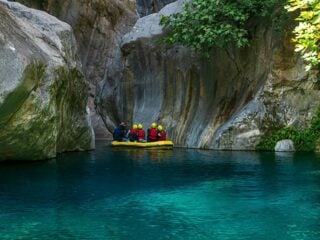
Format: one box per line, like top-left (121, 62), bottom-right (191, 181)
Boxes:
top-left (111, 140), bottom-right (173, 149)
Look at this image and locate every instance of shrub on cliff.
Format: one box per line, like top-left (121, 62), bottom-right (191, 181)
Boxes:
top-left (160, 0), bottom-right (285, 55)
top-left (256, 107), bottom-right (320, 151)
top-left (286, 0), bottom-right (320, 71)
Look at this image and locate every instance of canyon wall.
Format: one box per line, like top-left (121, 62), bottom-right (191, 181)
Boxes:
top-left (10, 0), bottom-right (139, 138)
top-left (0, 0), bottom-right (94, 161)
top-left (4, 0), bottom-right (320, 151)
top-left (114, 0), bottom-right (320, 149)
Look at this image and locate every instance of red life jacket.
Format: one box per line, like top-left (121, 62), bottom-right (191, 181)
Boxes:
top-left (129, 128), bottom-right (137, 135)
top-left (137, 129), bottom-right (145, 139)
top-left (129, 128), bottom-right (138, 141)
top-left (157, 130), bottom-right (166, 141)
top-left (148, 128), bottom-right (158, 141)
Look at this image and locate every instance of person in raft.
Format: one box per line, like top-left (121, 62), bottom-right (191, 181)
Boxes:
top-left (113, 122), bottom-right (127, 141)
top-left (147, 122), bottom-right (158, 142)
top-left (127, 124), bottom-right (138, 142)
top-left (157, 125), bottom-right (166, 141)
top-left (137, 124), bottom-right (146, 142)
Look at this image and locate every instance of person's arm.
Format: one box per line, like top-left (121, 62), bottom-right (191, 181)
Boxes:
top-left (126, 130), bottom-right (131, 138)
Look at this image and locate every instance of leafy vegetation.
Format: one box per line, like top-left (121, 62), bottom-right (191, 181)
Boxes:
top-left (286, 0), bottom-right (320, 71)
top-left (160, 0), bottom-right (285, 55)
top-left (256, 107), bottom-right (320, 151)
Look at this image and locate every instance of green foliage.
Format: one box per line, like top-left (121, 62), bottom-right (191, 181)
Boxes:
top-left (256, 107), bottom-right (320, 151)
top-left (308, 106), bottom-right (320, 136)
top-left (160, 0), bottom-right (285, 55)
top-left (286, 0), bottom-right (320, 71)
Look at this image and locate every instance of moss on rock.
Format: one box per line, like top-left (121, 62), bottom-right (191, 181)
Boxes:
top-left (0, 62), bottom-right (46, 127)
top-left (52, 67), bottom-right (93, 153)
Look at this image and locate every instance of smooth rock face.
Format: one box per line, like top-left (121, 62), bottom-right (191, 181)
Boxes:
top-left (117, 0), bottom-right (320, 149)
top-left (9, 0), bottom-right (138, 87)
top-left (136, 0), bottom-right (175, 16)
top-left (0, 0), bottom-right (94, 161)
top-left (11, 0), bottom-right (139, 139)
top-left (275, 140), bottom-right (295, 152)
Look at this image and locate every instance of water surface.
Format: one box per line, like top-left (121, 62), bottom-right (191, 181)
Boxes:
top-left (1, 142), bottom-right (320, 239)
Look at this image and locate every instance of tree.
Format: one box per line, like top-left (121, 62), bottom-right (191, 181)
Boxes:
top-left (286, 0), bottom-right (320, 71)
top-left (160, 0), bottom-right (283, 56)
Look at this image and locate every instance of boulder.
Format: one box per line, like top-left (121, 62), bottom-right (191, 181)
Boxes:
top-left (0, 0), bottom-right (94, 161)
top-left (275, 140), bottom-right (295, 152)
top-left (10, 0), bottom-right (139, 139)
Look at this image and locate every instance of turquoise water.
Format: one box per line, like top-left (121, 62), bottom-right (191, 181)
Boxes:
top-left (1, 142), bottom-right (320, 239)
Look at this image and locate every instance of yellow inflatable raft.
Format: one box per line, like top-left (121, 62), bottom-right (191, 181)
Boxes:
top-left (111, 140), bottom-right (173, 149)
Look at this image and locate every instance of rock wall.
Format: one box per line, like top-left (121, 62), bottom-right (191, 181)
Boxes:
top-left (215, 30), bottom-right (320, 150)
top-left (113, 0), bottom-right (320, 149)
top-left (136, 0), bottom-right (175, 16)
top-left (10, 0), bottom-right (139, 139)
top-left (0, 0), bottom-right (94, 161)
top-left (9, 0), bottom-right (174, 138)
top-left (6, 0), bottom-right (320, 150)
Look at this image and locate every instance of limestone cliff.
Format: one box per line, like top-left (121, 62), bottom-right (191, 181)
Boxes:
top-left (9, 0), bottom-right (139, 139)
top-left (116, 0), bottom-right (320, 149)
top-left (6, 0), bottom-right (320, 151)
top-left (0, 0), bottom-right (94, 161)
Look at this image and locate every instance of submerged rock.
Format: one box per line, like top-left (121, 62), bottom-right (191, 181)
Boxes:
top-left (0, 0), bottom-right (94, 161)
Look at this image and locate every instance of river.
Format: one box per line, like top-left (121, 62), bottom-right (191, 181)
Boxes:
top-left (1, 141), bottom-right (320, 239)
